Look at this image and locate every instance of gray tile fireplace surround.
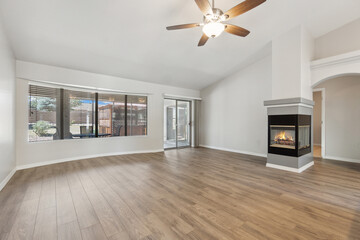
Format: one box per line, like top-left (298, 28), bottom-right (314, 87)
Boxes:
top-left (264, 98), bottom-right (315, 173)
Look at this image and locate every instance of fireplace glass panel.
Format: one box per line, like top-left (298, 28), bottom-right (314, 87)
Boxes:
top-left (298, 125), bottom-right (310, 149)
top-left (270, 125), bottom-right (296, 149)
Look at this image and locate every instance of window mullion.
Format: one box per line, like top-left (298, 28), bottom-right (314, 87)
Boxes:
top-left (95, 92), bottom-right (99, 138)
top-left (60, 88), bottom-right (64, 140)
top-left (125, 95), bottom-right (128, 136)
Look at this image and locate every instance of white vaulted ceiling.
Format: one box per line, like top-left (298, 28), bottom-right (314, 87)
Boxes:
top-left (0, 0), bottom-right (359, 90)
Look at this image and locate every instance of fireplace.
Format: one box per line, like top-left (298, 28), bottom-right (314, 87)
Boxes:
top-left (264, 98), bottom-right (314, 173)
top-left (268, 115), bottom-right (311, 157)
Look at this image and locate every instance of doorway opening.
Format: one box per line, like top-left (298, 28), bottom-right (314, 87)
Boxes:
top-left (312, 89), bottom-right (325, 158)
top-left (164, 99), bottom-right (191, 149)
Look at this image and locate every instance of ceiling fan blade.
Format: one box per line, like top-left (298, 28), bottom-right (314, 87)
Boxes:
top-left (198, 34), bottom-right (209, 47)
top-left (166, 23), bottom-right (201, 30)
top-left (224, 0), bottom-right (266, 20)
top-left (194, 0), bottom-right (213, 16)
top-left (225, 24), bottom-right (250, 37)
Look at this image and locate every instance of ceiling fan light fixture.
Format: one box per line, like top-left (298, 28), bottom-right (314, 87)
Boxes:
top-left (166, 0), bottom-right (267, 46)
top-left (202, 22), bottom-right (225, 38)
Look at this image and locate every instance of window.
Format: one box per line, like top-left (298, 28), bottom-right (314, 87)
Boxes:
top-left (28, 84), bottom-right (147, 142)
top-left (98, 93), bottom-right (126, 137)
top-left (127, 95), bottom-right (147, 136)
top-left (68, 90), bottom-right (96, 139)
top-left (28, 85), bottom-right (60, 142)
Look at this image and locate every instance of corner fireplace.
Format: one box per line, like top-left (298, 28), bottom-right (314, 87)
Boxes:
top-left (268, 115), bottom-right (311, 157)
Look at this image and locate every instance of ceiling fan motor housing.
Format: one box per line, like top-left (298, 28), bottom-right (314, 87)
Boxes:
top-left (205, 8), bottom-right (224, 23)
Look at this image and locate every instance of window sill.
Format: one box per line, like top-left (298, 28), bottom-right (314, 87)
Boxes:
top-left (27, 134), bottom-right (149, 144)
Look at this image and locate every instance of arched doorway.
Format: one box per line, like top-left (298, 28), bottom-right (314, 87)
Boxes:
top-left (313, 73), bottom-right (360, 88)
top-left (312, 74), bottom-right (360, 162)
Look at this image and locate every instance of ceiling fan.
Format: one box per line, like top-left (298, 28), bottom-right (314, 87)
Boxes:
top-left (166, 0), bottom-right (266, 46)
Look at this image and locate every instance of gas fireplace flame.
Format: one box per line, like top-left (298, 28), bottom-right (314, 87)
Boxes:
top-left (274, 131), bottom-right (293, 142)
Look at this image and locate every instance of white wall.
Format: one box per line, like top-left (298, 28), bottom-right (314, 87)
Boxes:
top-left (16, 61), bottom-right (200, 168)
top-left (301, 27), bottom-right (315, 100)
top-left (272, 26), bottom-right (314, 100)
top-left (317, 76), bottom-right (360, 162)
top-left (0, 19), bottom-right (16, 189)
top-left (315, 18), bottom-right (360, 59)
top-left (200, 55), bottom-right (272, 157)
top-left (312, 91), bottom-right (322, 145)
top-left (272, 26), bottom-right (302, 99)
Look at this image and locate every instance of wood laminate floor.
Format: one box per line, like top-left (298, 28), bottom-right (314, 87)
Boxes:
top-left (0, 148), bottom-right (360, 240)
top-left (313, 145), bottom-right (322, 158)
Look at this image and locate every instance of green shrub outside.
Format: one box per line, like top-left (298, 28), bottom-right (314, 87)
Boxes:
top-left (33, 121), bottom-right (51, 137)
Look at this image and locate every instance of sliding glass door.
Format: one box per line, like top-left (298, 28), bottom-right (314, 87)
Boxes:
top-left (164, 99), bottom-right (177, 149)
top-left (177, 101), bottom-right (190, 148)
top-left (164, 99), bottom-right (191, 149)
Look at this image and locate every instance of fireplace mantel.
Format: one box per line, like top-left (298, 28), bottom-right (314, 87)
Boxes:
top-left (264, 97), bottom-right (314, 108)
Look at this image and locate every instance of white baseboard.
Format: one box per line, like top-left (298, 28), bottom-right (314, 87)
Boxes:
top-left (324, 155), bottom-right (360, 164)
top-left (199, 144), bottom-right (267, 158)
top-left (0, 168), bottom-right (16, 191)
top-left (266, 161), bottom-right (314, 173)
top-left (16, 149), bottom-right (164, 170)
top-left (313, 143), bottom-right (321, 146)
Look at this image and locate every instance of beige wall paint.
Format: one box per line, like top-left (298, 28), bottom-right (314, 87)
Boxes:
top-left (313, 91), bottom-right (322, 145)
top-left (315, 18), bottom-right (360, 59)
top-left (317, 76), bottom-right (360, 161)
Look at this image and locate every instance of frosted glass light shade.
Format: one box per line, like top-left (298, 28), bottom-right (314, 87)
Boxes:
top-left (202, 22), bottom-right (225, 38)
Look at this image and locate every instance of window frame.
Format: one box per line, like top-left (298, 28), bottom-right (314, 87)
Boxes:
top-left (28, 83), bottom-right (148, 142)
